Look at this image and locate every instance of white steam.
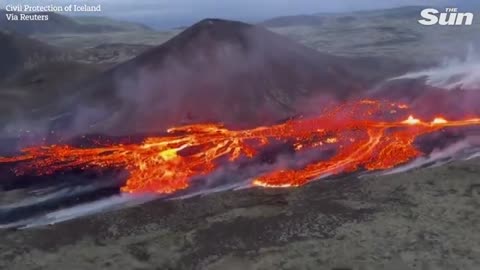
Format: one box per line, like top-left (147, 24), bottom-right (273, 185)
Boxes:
top-left (390, 46), bottom-right (480, 90)
top-left (0, 193), bottom-right (157, 229)
top-left (381, 137), bottom-right (480, 176)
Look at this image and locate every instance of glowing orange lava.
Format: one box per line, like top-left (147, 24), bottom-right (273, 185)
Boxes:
top-left (0, 100), bottom-right (479, 194)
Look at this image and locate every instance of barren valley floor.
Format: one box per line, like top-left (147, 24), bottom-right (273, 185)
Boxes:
top-left (1, 158), bottom-right (479, 270)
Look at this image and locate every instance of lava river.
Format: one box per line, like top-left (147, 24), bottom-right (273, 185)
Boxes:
top-left (0, 100), bottom-right (479, 194)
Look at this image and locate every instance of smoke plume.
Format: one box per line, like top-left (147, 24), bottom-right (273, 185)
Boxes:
top-left (390, 46), bottom-right (480, 91)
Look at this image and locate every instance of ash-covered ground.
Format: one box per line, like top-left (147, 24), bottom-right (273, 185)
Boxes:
top-left (1, 158), bottom-right (479, 270)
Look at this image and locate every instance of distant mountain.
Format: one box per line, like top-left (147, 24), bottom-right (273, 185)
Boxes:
top-left (261, 15), bottom-right (325, 27)
top-left (262, 6), bottom-right (428, 27)
top-left (346, 6), bottom-right (428, 19)
top-left (52, 18), bottom-right (373, 136)
top-left (0, 10), bottom-right (153, 35)
top-left (73, 16), bottom-right (152, 32)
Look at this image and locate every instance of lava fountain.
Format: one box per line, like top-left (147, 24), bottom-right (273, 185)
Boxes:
top-left (0, 100), bottom-right (479, 194)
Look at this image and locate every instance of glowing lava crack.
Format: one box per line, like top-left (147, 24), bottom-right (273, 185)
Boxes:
top-left (0, 100), bottom-right (479, 194)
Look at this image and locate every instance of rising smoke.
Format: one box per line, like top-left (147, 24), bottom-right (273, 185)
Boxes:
top-left (390, 46), bottom-right (480, 91)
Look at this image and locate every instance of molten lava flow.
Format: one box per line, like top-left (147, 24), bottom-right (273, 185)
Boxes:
top-left (0, 100), bottom-right (479, 194)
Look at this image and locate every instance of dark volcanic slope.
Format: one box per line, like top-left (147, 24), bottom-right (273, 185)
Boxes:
top-left (0, 31), bottom-right (59, 81)
top-left (57, 19), bottom-right (369, 136)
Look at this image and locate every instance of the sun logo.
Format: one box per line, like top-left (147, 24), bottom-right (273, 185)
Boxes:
top-left (419, 8), bottom-right (474, 26)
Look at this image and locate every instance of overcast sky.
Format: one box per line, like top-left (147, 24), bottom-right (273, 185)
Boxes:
top-left (7, 0), bottom-right (478, 28)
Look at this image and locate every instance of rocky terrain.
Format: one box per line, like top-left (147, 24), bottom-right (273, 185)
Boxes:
top-left (1, 157), bottom-right (478, 270)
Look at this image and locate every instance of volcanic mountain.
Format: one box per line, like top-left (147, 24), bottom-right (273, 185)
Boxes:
top-left (55, 19), bottom-right (373, 136)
